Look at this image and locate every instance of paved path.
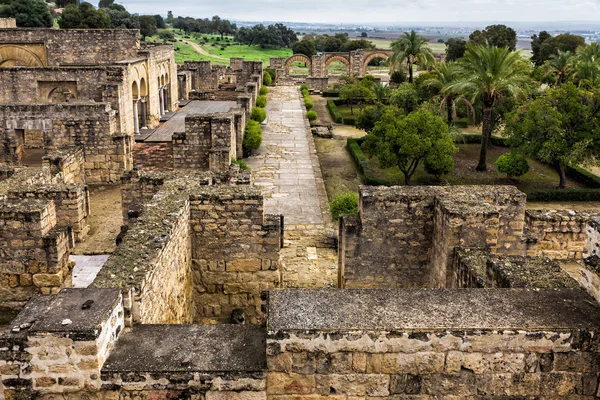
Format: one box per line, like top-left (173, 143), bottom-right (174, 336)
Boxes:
top-left (145, 101), bottom-right (236, 142)
top-left (246, 86), bottom-right (336, 288)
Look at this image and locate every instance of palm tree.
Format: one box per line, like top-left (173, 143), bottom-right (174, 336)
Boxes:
top-left (372, 82), bottom-right (390, 102)
top-left (575, 42), bottom-right (600, 64)
top-left (423, 61), bottom-right (475, 125)
top-left (446, 44), bottom-right (530, 171)
top-left (545, 50), bottom-right (574, 86)
top-left (388, 30), bottom-right (435, 84)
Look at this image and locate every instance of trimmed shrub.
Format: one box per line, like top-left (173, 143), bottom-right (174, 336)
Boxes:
top-left (322, 90), bottom-right (340, 97)
top-left (526, 189), bottom-right (600, 202)
top-left (306, 110), bottom-right (318, 121)
top-left (231, 158), bottom-right (249, 170)
top-left (454, 118), bottom-right (469, 128)
top-left (304, 97), bottom-right (314, 110)
top-left (424, 154), bottom-right (455, 178)
top-left (343, 116), bottom-right (356, 126)
top-left (243, 120), bottom-right (263, 151)
top-left (259, 86), bottom-right (268, 96)
top-left (300, 84), bottom-right (309, 92)
top-left (566, 165), bottom-right (600, 188)
top-left (301, 88), bottom-right (309, 97)
top-left (496, 153), bottom-right (530, 178)
top-left (329, 192), bottom-right (359, 220)
top-left (250, 107), bottom-right (267, 123)
top-left (327, 100), bottom-right (343, 123)
top-left (263, 71), bottom-right (272, 86)
top-left (256, 95), bottom-right (267, 108)
top-left (265, 69), bottom-right (276, 85)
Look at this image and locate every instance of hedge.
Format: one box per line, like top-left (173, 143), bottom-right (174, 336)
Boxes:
top-left (347, 138), bottom-right (395, 186)
top-left (525, 189), bottom-right (600, 202)
top-left (322, 90), bottom-right (340, 97)
top-left (343, 116), bottom-right (357, 126)
top-left (327, 100), bottom-right (343, 123)
top-left (459, 134), bottom-right (510, 147)
top-left (566, 165), bottom-right (600, 189)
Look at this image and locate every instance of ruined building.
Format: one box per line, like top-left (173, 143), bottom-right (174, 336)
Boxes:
top-left (0, 22), bottom-right (600, 399)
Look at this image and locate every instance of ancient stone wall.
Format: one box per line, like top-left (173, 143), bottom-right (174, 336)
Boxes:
top-left (0, 199), bottom-right (73, 310)
top-left (0, 29), bottom-right (140, 66)
top-left (42, 146), bottom-right (85, 185)
top-left (173, 112), bottom-right (237, 172)
top-left (0, 289), bottom-right (124, 397)
top-left (0, 103), bottom-right (132, 183)
top-left (0, 18), bottom-right (15, 28)
top-left (92, 178), bottom-right (194, 326)
top-left (339, 186), bottom-right (526, 289)
top-left (266, 288), bottom-right (600, 398)
top-left (526, 209), bottom-right (597, 259)
top-left (190, 186), bottom-right (282, 324)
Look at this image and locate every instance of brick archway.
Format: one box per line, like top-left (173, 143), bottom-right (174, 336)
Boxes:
top-left (285, 54), bottom-right (312, 74)
top-left (324, 55), bottom-right (350, 75)
top-left (362, 52), bottom-right (390, 75)
top-left (0, 45), bottom-right (45, 67)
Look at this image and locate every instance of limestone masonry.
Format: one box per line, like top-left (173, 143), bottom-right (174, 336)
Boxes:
top-left (0, 23), bottom-right (600, 399)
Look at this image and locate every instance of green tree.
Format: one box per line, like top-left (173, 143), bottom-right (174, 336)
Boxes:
top-left (361, 32), bottom-right (368, 38)
top-left (445, 38), bottom-right (467, 61)
top-left (506, 83), bottom-right (600, 188)
top-left (0, 0), bottom-right (52, 27)
top-left (372, 82), bottom-right (390, 103)
top-left (105, 4), bottom-right (138, 29)
top-left (166, 10), bottom-right (173, 25)
top-left (446, 44), bottom-right (530, 171)
top-left (469, 24), bottom-right (517, 51)
top-left (531, 31), bottom-right (552, 66)
top-left (340, 82), bottom-right (376, 114)
top-left (97, 0), bottom-right (113, 7)
top-left (389, 82), bottom-right (419, 114)
top-left (545, 50), bottom-right (574, 86)
top-left (59, 2), bottom-right (109, 29)
top-left (389, 30), bottom-right (435, 84)
top-left (362, 108), bottom-right (457, 185)
top-left (154, 14), bottom-right (166, 29)
top-left (56, 0), bottom-right (78, 7)
top-left (138, 15), bottom-right (157, 40)
top-left (158, 29), bottom-right (174, 42)
top-left (291, 39), bottom-right (316, 58)
top-left (211, 15), bottom-right (236, 40)
top-left (538, 34), bottom-right (585, 65)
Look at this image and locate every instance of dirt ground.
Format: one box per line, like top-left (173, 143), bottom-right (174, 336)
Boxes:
top-left (72, 185), bottom-right (123, 255)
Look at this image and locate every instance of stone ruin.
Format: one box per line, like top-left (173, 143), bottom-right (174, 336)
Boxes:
top-left (0, 23), bottom-right (599, 400)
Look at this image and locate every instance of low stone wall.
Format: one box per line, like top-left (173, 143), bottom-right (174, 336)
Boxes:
top-left (42, 146), bottom-right (85, 185)
top-left (526, 209), bottom-right (598, 260)
top-left (0, 289), bottom-right (124, 397)
top-left (339, 186), bottom-right (526, 289)
top-left (266, 288), bottom-right (600, 398)
top-left (452, 248), bottom-right (580, 289)
top-left (0, 199), bottom-right (73, 310)
top-left (190, 185), bottom-right (282, 324)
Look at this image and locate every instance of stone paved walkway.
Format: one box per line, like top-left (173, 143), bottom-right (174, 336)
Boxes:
top-left (145, 101), bottom-right (236, 142)
top-left (71, 255), bottom-right (109, 288)
top-left (246, 86), bottom-right (337, 288)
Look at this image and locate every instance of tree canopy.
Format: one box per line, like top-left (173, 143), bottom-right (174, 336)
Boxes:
top-left (362, 108), bottom-right (456, 185)
top-left (138, 15), bottom-right (157, 39)
top-left (235, 23), bottom-right (297, 48)
top-left (532, 33), bottom-right (585, 66)
top-left (0, 0), bottom-right (52, 27)
top-left (59, 2), bottom-right (109, 29)
top-left (506, 83), bottom-right (600, 188)
top-left (469, 24), bottom-right (517, 51)
top-left (445, 38), bottom-right (467, 61)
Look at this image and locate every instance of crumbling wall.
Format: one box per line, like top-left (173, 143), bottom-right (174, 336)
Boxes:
top-left (0, 289), bottom-right (124, 397)
top-left (42, 146), bottom-right (85, 185)
top-left (266, 288), bottom-right (600, 398)
top-left (526, 209), bottom-right (598, 259)
top-left (0, 29), bottom-right (140, 65)
top-left (190, 186), bottom-right (282, 324)
top-left (0, 199), bottom-right (73, 310)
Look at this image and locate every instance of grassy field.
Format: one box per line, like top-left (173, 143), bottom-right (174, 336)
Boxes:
top-left (157, 31), bottom-right (293, 65)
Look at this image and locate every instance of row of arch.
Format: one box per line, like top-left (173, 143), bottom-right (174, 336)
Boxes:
top-left (130, 62), bottom-right (172, 134)
top-left (284, 52), bottom-right (391, 76)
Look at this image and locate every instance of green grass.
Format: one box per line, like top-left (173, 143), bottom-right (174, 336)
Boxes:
top-left (160, 31), bottom-right (293, 65)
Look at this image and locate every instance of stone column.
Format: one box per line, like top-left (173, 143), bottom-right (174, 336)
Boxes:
top-left (133, 100), bottom-right (140, 135)
top-left (140, 98), bottom-right (147, 129)
top-left (159, 87), bottom-right (165, 116)
top-left (163, 87), bottom-right (169, 112)
top-left (178, 76), bottom-right (184, 101)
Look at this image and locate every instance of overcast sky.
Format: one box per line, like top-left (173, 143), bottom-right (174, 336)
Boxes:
top-left (118, 0), bottom-right (600, 24)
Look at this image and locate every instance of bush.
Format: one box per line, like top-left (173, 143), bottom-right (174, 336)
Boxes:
top-left (250, 107), bottom-right (267, 123)
top-left (231, 158), bottom-right (249, 170)
top-left (329, 192), bottom-right (359, 220)
top-left (322, 90), bottom-right (340, 97)
top-left (424, 154), bottom-right (454, 178)
top-left (566, 165), bottom-right (600, 188)
top-left (390, 70), bottom-right (407, 84)
top-left (454, 118), bottom-right (469, 129)
top-left (300, 84), bottom-right (309, 92)
top-left (243, 120), bottom-right (263, 150)
top-left (304, 97), bottom-right (314, 110)
top-left (259, 86), bottom-right (268, 96)
top-left (301, 88), bottom-right (309, 97)
top-left (327, 100), bottom-right (343, 123)
top-left (343, 116), bottom-right (356, 126)
top-left (306, 110), bottom-right (318, 121)
top-left (256, 95), bottom-right (267, 108)
top-left (496, 153), bottom-right (530, 178)
top-left (263, 71), bottom-right (272, 86)
top-left (526, 189), bottom-right (600, 202)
